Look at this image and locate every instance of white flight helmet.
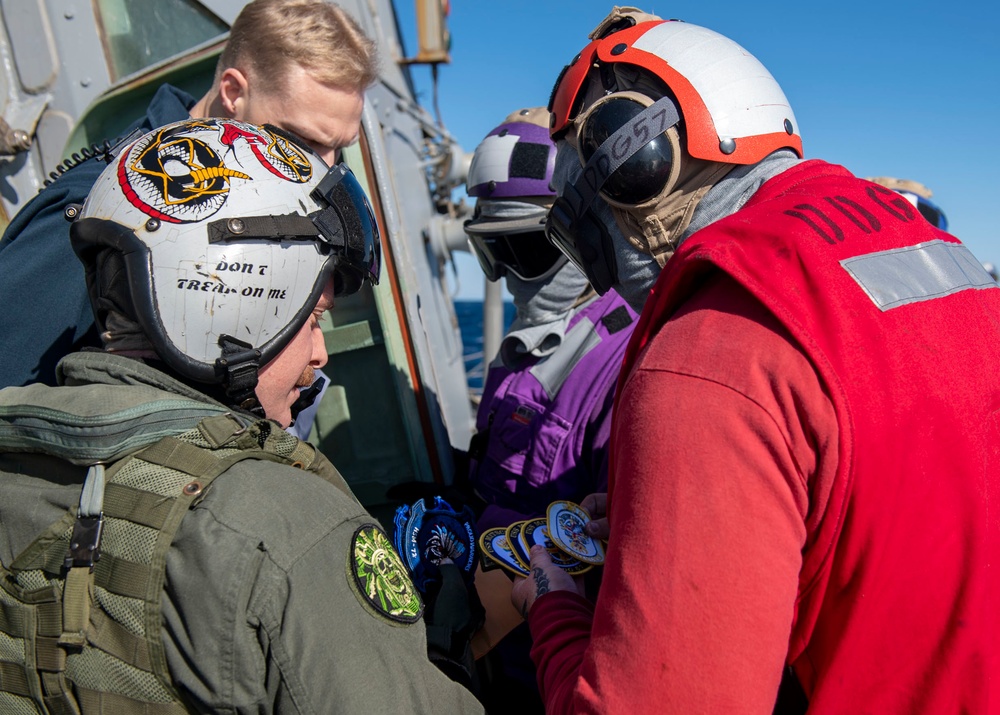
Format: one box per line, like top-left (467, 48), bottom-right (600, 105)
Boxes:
top-left (549, 17), bottom-right (801, 164)
top-left (545, 15), bottom-right (802, 294)
top-left (70, 118), bottom-right (380, 415)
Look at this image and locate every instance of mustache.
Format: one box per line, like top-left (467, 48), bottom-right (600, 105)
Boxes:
top-left (296, 367), bottom-right (318, 388)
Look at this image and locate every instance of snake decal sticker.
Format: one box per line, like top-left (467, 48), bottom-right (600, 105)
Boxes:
top-left (118, 119), bottom-right (312, 224)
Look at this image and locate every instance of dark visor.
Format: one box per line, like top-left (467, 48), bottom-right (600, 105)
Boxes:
top-left (915, 195), bottom-right (948, 231)
top-left (311, 163), bottom-right (381, 296)
top-left (468, 229), bottom-right (567, 282)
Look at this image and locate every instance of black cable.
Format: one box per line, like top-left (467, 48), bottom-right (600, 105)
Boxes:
top-left (42, 138), bottom-right (116, 188)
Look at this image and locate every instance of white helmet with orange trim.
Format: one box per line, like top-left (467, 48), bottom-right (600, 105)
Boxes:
top-left (548, 15), bottom-right (801, 164)
top-left (544, 10), bottom-right (802, 295)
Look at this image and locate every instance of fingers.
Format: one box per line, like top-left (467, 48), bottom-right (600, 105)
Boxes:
top-left (580, 492), bottom-right (610, 540)
top-left (580, 492), bottom-right (607, 519)
top-left (585, 517), bottom-right (610, 541)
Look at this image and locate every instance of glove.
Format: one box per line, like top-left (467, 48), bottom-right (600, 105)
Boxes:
top-left (424, 562), bottom-right (486, 691)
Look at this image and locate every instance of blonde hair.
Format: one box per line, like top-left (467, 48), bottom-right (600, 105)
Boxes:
top-left (217, 0), bottom-right (379, 94)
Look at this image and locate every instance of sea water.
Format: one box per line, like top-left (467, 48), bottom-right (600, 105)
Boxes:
top-left (454, 299), bottom-right (515, 396)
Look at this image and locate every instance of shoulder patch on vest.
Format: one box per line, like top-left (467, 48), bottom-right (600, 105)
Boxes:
top-left (349, 524), bottom-right (424, 624)
top-left (601, 305), bottom-right (633, 334)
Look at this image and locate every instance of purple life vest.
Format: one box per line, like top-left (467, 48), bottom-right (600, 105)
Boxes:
top-left (469, 290), bottom-right (636, 528)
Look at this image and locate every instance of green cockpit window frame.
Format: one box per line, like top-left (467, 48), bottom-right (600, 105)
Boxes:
top-left (94, 0), bottom-right (228, 82)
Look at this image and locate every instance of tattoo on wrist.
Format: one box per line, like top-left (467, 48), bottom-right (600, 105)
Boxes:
top-left (533, 567), bottom-right (551, 596)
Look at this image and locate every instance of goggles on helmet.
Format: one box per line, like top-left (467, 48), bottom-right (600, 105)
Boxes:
top-left (205, 163), bottom-right (381, 299)
top-left (466, 223), bottom-right (567, 282)
top-left (577, 92), bottom-right (677, 206)
top-left (311, 164), bottom-right (381, 295)
top-left (545, 95), bottom-right (680, 294)
top-left (905, 193), bottom-right (948, 231)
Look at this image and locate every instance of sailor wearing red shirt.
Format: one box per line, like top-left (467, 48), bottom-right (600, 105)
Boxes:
top-left (511, 7), bottom-right (1000, 714)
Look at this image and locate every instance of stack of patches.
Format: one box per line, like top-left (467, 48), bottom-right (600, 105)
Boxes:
top-left (393, 496), bottom-right (479, 592)
top-left (479, 500), bottom-right (605, 577)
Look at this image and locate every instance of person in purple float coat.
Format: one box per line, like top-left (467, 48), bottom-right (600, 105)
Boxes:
top-left (463, 105), bottom-right (637, 713)
top-left (464, 107), bottom-right (637, 531)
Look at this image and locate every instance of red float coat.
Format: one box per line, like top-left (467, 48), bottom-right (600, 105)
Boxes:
top-left (528, 160), bottom-right (1000, 713)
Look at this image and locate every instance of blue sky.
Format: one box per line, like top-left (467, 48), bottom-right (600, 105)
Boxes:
top-left (396, 2), bottom-right (1000, 300)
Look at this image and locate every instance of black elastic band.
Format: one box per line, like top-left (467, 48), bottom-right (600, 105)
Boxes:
top-left (568, 95), bottom-right (680, 219)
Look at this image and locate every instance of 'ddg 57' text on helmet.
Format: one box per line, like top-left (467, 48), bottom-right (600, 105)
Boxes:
top-left (69, 118), bottom-right (380, 414)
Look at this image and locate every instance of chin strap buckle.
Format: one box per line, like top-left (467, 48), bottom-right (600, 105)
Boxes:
top-left (216, 334), bottom-right (265, 417)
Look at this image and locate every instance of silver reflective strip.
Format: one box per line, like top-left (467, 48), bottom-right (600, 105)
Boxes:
top-left (530, 317), bottom-right (602, 400)
top-left (841, 240), bottom-right (998, 311)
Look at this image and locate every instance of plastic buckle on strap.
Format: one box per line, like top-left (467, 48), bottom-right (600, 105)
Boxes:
top-left (63, 463), bottom-right (107, 572)
top-left (217, 334), bottom-right (264, 416)
top-left (63, 516), bottom-right (103, 572)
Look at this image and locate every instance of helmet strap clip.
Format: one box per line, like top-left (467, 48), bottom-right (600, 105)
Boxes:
top-left (216, 334), bottom-right (265, 418)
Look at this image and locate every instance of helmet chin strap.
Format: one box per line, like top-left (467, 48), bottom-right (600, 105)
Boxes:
top-left (216, 334), bottom-right (266, 418)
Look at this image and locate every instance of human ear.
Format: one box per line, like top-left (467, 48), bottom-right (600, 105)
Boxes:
top-left (217, 68), bottom-right (250, 119)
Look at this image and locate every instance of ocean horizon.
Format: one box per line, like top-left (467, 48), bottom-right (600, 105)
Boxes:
top-left (454, 299), bottom-right (515, 395)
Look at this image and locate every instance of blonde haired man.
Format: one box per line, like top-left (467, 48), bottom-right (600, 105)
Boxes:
top-left (191, 0), bottom-right (378, 164)
top-left (0, 0), bottom-right (378, 389)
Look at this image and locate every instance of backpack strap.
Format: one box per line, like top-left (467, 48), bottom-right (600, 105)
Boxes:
top-left (0, 411), bottom-right (352, 714)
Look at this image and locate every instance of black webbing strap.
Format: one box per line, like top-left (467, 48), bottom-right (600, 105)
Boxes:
top-left (207, 213), bottom-right (319, 244)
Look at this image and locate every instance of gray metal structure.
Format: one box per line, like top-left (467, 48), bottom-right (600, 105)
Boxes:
top-left (0, 0), bottom-right (479, 517)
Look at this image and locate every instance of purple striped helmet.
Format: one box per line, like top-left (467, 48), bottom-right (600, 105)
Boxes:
top-left (466, 107), bottom-right (556, 200)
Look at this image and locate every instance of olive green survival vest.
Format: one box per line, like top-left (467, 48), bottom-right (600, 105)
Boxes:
top-left (0, 388), bottom-right (355, 714)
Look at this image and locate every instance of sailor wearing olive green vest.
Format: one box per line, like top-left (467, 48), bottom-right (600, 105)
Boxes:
top-left (0, 120), bottom-right (484, 714)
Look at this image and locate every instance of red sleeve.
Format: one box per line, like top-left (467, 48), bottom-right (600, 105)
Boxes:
top-left (528, 591), bottom-right (595, 705)
top-left (529, 273), bottom-right (838, 714)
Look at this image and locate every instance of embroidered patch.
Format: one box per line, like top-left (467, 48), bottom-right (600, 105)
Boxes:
top-left (547, 500), bottom-right (605, 565)
top-left (601, 305), bottom-right (634, 334)
top-left (479, 527), bottom-right (529, 577)
top-left (521, 518), bottom-right (593, 576)
top-left (350, 524), bottom-right (423, 624)
top-left (393, 497), bottom-right (479, 592)
top-left (512, 405), bottom-right (536, 425)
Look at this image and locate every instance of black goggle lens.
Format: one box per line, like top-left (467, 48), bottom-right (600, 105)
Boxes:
top-left (579, 97), bottom-right (673, 205)
top-left (469, 229), bottom-right (566, 282)
top-left (916, 197), bottom-right (948, 231)
top-left (312, 164), bottom-right (381, 297)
